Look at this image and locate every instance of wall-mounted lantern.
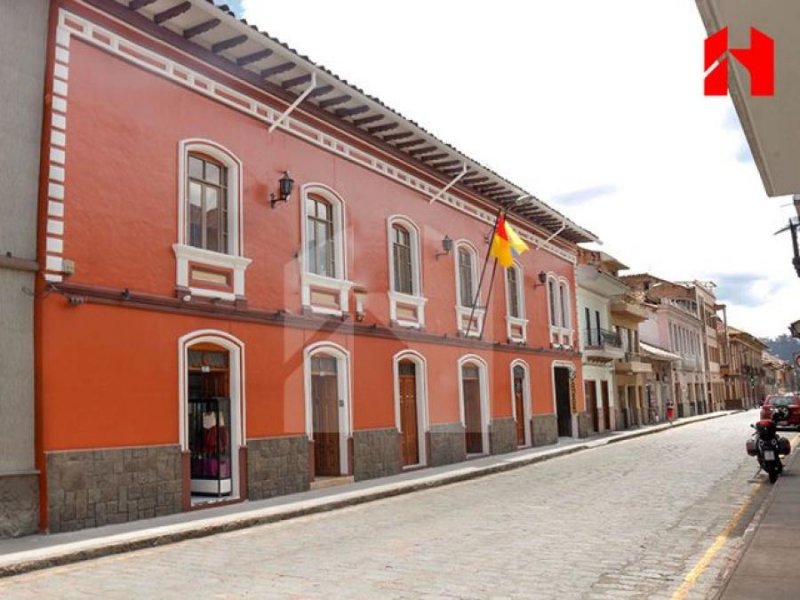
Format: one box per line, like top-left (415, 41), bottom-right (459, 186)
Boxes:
top-left (435, 235), bottom-right (453, 260)
top-left (270, 171), bottom-right (295, 208)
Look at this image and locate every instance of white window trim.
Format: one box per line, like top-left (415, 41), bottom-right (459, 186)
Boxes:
top-left (454, 240), bottom-right (484, 337)
top-left (504, 262), bottom-right (528, 343)
top-left (386, 216), bottom-right (426, 328)
top-left (177, 329), bottom-right (246, 499)
top-left (392, 350), bottom-right (429, 468)
top-left (457, 354), bottom-right (491, 454)
top-left (510, 359), bottom-right (532, 447)
top-left (546, 272), bottom-right (574, 349)
top-left (300, 183), bottom-right (351, 315)
top-left (303, 342), bottom-right (352, 475)
top-left (175, 139), bottom-right (250, 301)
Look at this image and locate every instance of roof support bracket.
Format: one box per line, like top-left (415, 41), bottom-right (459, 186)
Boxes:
top-left (428, 162), bottom-right (468, 205)
top-left (535, 215), bottom-right (567, 250)
top-left (269, 73), bottom-right (317, 133)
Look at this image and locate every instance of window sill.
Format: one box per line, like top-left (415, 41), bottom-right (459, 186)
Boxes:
top-left (173, 244), bottom-right (252, 301)
top-left (302, 272), bottom-right (353, 315)
top-left (389, 291), bottom-right (427, 328)
top-left (456, 305), bottom-right (485, 337)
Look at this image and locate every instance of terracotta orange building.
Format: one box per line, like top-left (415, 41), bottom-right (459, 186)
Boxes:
top-left (33, 0), bottom-right (597, 532)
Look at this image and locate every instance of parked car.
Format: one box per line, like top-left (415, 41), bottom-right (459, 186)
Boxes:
top-left (760, 394), bottom-right (800, 430)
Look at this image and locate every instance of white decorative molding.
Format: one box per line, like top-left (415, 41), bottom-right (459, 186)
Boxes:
top-left (173, 243), bottom-right (252, 301)
top-left (58, 9), bottom-right (577, 267)
top-left (43, 20), bottom-right (72, 283)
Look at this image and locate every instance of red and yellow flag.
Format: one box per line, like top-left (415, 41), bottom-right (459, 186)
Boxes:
top-left (489, 214), bottom-right (529, 268)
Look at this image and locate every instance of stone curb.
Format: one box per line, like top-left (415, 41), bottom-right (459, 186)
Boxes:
top-left (0, 411), bottom-right (731, 579)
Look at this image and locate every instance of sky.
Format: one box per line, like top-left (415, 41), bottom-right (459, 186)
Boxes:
top-left (235, 0), bottom-right (800, 338)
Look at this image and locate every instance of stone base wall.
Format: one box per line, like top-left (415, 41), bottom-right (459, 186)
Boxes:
top-left (577, 412), bottom-right (591, 439)
top-left (430, 422), bottom-right (467, 466)
top-left (489, 417), bottom-right (517, 455)
top-left (532, 415), bottom-right (558, 447)
top-left (46, 445), bottom-right (182, 533)
top-left (0, 472), bottom-right (38, 538)
top-left (353, 428), bottom-right (402, 481)
top-left (247, 435), bottom-right (310, 500)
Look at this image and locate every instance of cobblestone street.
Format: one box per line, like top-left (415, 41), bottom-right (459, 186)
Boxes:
top-left (0, 412), bottom-right (784, 599)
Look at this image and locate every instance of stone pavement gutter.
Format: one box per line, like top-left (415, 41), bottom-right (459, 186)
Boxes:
top-left (0, 412), bottom-right (732, 578)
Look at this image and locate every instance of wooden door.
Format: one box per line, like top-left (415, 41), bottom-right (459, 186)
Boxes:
top-left (463, 366), bottom-right (483, 454)
top-left (585, 380), bottom-right (598, 433)
top-left (399, 361), bottom-right (419, 466)
top-left (312, 357), bottom-right (340, 476)
top-left (513, 368), bottom-right (526, 446)
top-left (601, 381), bottom-right (611, 431)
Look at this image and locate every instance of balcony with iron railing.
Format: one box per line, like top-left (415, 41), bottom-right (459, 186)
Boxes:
top-left (582, 327), bottom-right (624, 362)
top-left (615, 350), bottom-right (653, 375)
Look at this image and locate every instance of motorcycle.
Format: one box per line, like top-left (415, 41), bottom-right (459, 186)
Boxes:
top-left (746, 410), bottom-right (791, 483)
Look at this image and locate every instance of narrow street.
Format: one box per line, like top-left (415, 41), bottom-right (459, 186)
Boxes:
top-left (0, 411), bottom-right (788, 599)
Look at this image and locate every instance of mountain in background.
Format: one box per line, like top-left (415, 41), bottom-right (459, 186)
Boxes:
top-left (761, 335), bottom-right (800, 363)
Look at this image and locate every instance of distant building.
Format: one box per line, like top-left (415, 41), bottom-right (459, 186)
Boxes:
top-left (622, 275), bottom-right (708, 418)
top-left (727, 328), bottom-right (769, 408)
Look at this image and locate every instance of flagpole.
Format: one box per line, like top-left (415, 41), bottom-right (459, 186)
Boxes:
top-left (464, 208), bottom-right (505, 339)
top-left (479, 257), bottom-right (500, 340)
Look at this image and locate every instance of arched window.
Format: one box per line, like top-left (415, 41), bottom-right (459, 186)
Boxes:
top-left (454, 242), bottom-right (483, 337)
top-left (386, 216), bottom-right (426, 328)
top-left (505, 263), bottom-right (527, 343)
top-left (174, 140), bottom-right (250, 301)
top-left (300, 184), bottom-right (351, 315)
top-left (545, 273), bottom-right (574, 348)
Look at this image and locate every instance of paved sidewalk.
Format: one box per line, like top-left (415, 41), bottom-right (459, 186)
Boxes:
top-left (718, 431), bottom-right (800, 599)
top-left (0, 412), bottom-right (731, 578)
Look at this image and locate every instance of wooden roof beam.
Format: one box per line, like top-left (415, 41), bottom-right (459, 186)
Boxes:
top-left (352, 114), bottom-right (384, 126)
top-left (431, 159), bottom-right (461, 168)
top-left (261, 62), bottom-right (296, 78)
top-left (383, 131), bottom-right (413, 142)
top-left (184, 18), bottom-right (220, 39)
top-left (367, 122), bottom-right (398, 134)
top-left (282, 73), bottom-right (313, 90)
top-left (307, 84), bottom-right (334, 99)
top-left (129, 0), bottom-right (158, 10)
top-left (154, 2), bottom-right (191, 25)
top-left (395, 139), bottom-right (426, 149)
top-left (408, 145), bottom-right (438, 156)
top-left (421, 153), bottom-right (448, 162)
top-left (318, 94), bottom-right (351, 109)
top-left (335, 105), bottom-right (370, 118)
top-left (236, 49), bottom-right (273, 66)
top-left (212, 34), bottom-right (248, 53)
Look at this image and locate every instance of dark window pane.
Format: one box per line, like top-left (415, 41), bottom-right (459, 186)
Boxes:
top-left (507, 268), bottom-right (520, 318)
top-left (459, 248), bottom-right (473, 307)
